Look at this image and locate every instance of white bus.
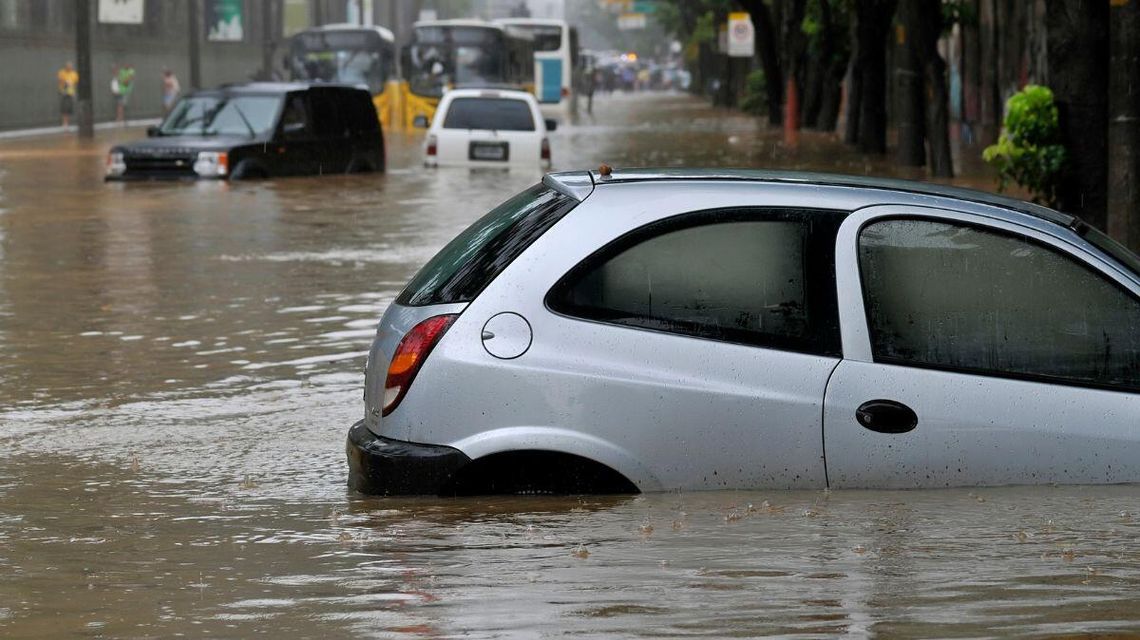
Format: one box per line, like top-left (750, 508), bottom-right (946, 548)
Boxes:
top-left (494, 18), bottom-right (579, 115)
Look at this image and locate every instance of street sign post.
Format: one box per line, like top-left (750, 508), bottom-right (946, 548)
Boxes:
top-left (727, 12), bottom-right (754, 58)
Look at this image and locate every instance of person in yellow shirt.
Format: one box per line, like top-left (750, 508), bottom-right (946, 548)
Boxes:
top-left (57, 61), bottom-right (78, 127)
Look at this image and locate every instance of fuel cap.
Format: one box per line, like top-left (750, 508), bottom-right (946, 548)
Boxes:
top-left (480, 312), bottom-right (532, 360)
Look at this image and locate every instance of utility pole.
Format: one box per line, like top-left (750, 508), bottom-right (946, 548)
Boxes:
top-left (74, 0), bottom-right (93, 138)
top-left (358, 0), bottom-right (365, 25)
top-left (189, 0), bottom-right (201, 89)
top-left (261, 0), bottom-right (277, 80)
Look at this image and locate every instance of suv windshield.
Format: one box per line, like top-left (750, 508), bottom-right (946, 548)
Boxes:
top-left (443, 97), bottom-right (535, 131)
top-left (159, 95), bottom-right (282, 137)
top-left (397, 183), bottom-right (578, 306)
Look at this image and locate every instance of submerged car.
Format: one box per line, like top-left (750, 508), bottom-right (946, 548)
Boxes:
top-left (417, 88), bottom-right (555, 168)
top-left (106, 83), bottom-right (384, 180)
top-left (347, 169), bottom-right (1140, 496)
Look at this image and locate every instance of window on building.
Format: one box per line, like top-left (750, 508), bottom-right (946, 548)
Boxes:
top-left (859, 218), bottom-right (1140, 391)
top-left (0, 0), bottom-right (20, 29)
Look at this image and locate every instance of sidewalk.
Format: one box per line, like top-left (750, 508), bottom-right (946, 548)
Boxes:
top-left (0, 117), bottom-right (161, 141)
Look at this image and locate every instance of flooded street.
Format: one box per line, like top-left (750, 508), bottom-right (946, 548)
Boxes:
top-left (2, 92), bottom-right (1139, 638)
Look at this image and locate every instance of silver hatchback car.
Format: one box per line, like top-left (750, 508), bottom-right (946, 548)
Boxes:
top-left (347, 169), bottom-right (1140, 496)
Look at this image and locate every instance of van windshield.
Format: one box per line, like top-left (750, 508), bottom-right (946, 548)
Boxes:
top-left (443, 97), bottom-right (535, 131)
top-left (159, 95), bottom-right (282, 137)
top-left (397, 183), bottom-right (578, 306)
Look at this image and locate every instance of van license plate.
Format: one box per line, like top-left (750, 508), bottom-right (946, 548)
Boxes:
top-left (469, 142), bottom-right (509, 161)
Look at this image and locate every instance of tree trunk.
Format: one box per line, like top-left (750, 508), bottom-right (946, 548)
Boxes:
top-left (895, 0), bottom-right (926, 166)
top-left (781, 0), bottom-right (808, 124)
top-left (745, 0), bottom-right (785, 126)
top-left (961, 0), bottom-right (981, 141)
top-left (915, 0), bottom-right (954, 177)
top-left (844, 14), bottom-right (863, 145)
top-left (853, 0), bottom-right (895, 154)
top-left (1046, 0), bottom-right (1108, 228)
top-left (801, 0), bottom-right (835, 129)
top-left (817, 55), bottom-right (847, 131)
top-left (1107, 0), bottom-right (1140, 251)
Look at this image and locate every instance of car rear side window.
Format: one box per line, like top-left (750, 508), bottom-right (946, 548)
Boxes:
top-left (443, 98), bottom-right (535, 131)
top-left (859, 218), bottom-right (1140, 391)
top-left (547, 209), bottom-right (845, 357)
top-left (397, 183), bottom-right (577, 307)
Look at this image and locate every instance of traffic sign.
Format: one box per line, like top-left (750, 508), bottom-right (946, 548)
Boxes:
top-left (727, 12), bottom-right (754, 58)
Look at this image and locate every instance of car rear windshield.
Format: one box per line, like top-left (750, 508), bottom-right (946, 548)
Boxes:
top-left (442, 98), bottom-right (535, 131)
top-left (397, 183), bottom-right (578, 307)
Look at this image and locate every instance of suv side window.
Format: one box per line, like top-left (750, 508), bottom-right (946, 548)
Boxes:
top-left (280, 94), bottom-right (310, 140)
top-left (859, 218), bottom-right (1140, 391)
top-left (548, 208), bottom-right (845, 357)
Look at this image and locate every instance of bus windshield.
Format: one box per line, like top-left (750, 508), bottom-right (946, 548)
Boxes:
top-left (406, 26), bottom-right (506, 97)
top-left (288, 30), bottom-right (392, 94)
top-left (508, 24), bottom-right (562, 51)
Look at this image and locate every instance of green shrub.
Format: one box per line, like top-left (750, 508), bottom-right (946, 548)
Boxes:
top-left (982, 84), bottom-right (1067, 206)
top-left (740, 70), bottom-right (767, 116)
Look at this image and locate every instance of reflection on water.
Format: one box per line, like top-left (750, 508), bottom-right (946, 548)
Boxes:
top-left (1, 92), bottom-right (1135, 637)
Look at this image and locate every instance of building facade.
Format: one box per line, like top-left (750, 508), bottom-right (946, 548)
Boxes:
top-left (0, 0), bottom-right (326, 130)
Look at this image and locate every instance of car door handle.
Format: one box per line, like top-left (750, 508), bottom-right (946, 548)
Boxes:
top-left (855, 400), bottom-right (918, 434)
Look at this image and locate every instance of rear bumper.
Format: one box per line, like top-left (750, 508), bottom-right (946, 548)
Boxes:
top-left (346, 420), bottom-right (471, 496)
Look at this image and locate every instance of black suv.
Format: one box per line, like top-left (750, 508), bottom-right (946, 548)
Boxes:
top-left (106, 83), bottom-right (384, 180)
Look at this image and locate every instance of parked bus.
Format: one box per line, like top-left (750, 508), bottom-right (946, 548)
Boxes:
top-left (285, 24), bottom-right (398, 130)
top-left (494, 18), bottom-right (578, 115)
top-left (401, 19), bottom-right (535, 128)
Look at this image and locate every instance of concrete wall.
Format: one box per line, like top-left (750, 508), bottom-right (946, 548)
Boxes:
top-left (0, 3), bottom-right (272, 131)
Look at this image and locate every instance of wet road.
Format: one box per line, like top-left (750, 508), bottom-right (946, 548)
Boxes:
top-left (2, 92), bottom-right (1138, 638)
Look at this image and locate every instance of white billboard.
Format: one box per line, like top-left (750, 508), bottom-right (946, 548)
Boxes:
top-left (98, 0), bottom-right (144, 25)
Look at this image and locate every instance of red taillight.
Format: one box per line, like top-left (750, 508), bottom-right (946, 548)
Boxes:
top-left (426, 134), bottom-right (437, 156)
top-left (382, 314), bottom-right (457, 416)
top-left (540, 137), bottom-right (550, 161)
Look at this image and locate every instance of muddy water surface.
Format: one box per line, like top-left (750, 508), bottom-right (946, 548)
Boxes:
top-left (2, 92), bottom-right (1138, 638)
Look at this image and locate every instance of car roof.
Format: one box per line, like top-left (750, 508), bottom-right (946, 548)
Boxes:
top-left (194, 82), bottom-right (368, 96)
top-left (414, 19), bottom-right (501, 30)
top-left (445, 88), bottom-right (536, 101)
top-left (544, 167), bottom-right (1079, 230)
top-left (493, 18), bottom-right (567, 27)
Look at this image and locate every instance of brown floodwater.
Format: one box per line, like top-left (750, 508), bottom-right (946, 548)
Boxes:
top-left (1, 92), bottom-right (1138, 638)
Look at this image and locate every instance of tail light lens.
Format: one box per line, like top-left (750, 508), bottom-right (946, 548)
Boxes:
top-left (382, 314), bottom-right (457, 416)
top-left (426, 134), bottom-right (437, 156)
top-left (540, 137), bottom-right (550, 162)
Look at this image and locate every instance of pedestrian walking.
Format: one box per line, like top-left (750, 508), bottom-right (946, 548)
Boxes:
top-left (56, 61), bottom-right (78, 127)
top-left (161, 68), bottom-right (181, 114)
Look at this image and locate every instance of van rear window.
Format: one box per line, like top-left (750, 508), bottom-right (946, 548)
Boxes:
top-left (397, 184), bottom-right (578, 307)
top-left (443, 98), bottom-right (536, 131)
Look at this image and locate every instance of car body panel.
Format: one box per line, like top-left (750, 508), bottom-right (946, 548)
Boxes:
top-left (826, 205), bottom-right (1140, 487)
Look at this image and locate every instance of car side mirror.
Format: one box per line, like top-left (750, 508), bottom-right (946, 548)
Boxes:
top-left (544, 118), bottom-right (558, 132)
top-left (412, 115), bottom-right (429, 129)
top-left (146, 125), bottom-right (160, 137)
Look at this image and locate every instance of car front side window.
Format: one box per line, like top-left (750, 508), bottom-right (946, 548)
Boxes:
top-left (548, 208), bottom-right (845, 357)
top-left (859, 218), bottom-right (1140, 391)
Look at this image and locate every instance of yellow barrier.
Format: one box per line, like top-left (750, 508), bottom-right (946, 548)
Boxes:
top-left (400, 84), bottom-right (440, 132)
